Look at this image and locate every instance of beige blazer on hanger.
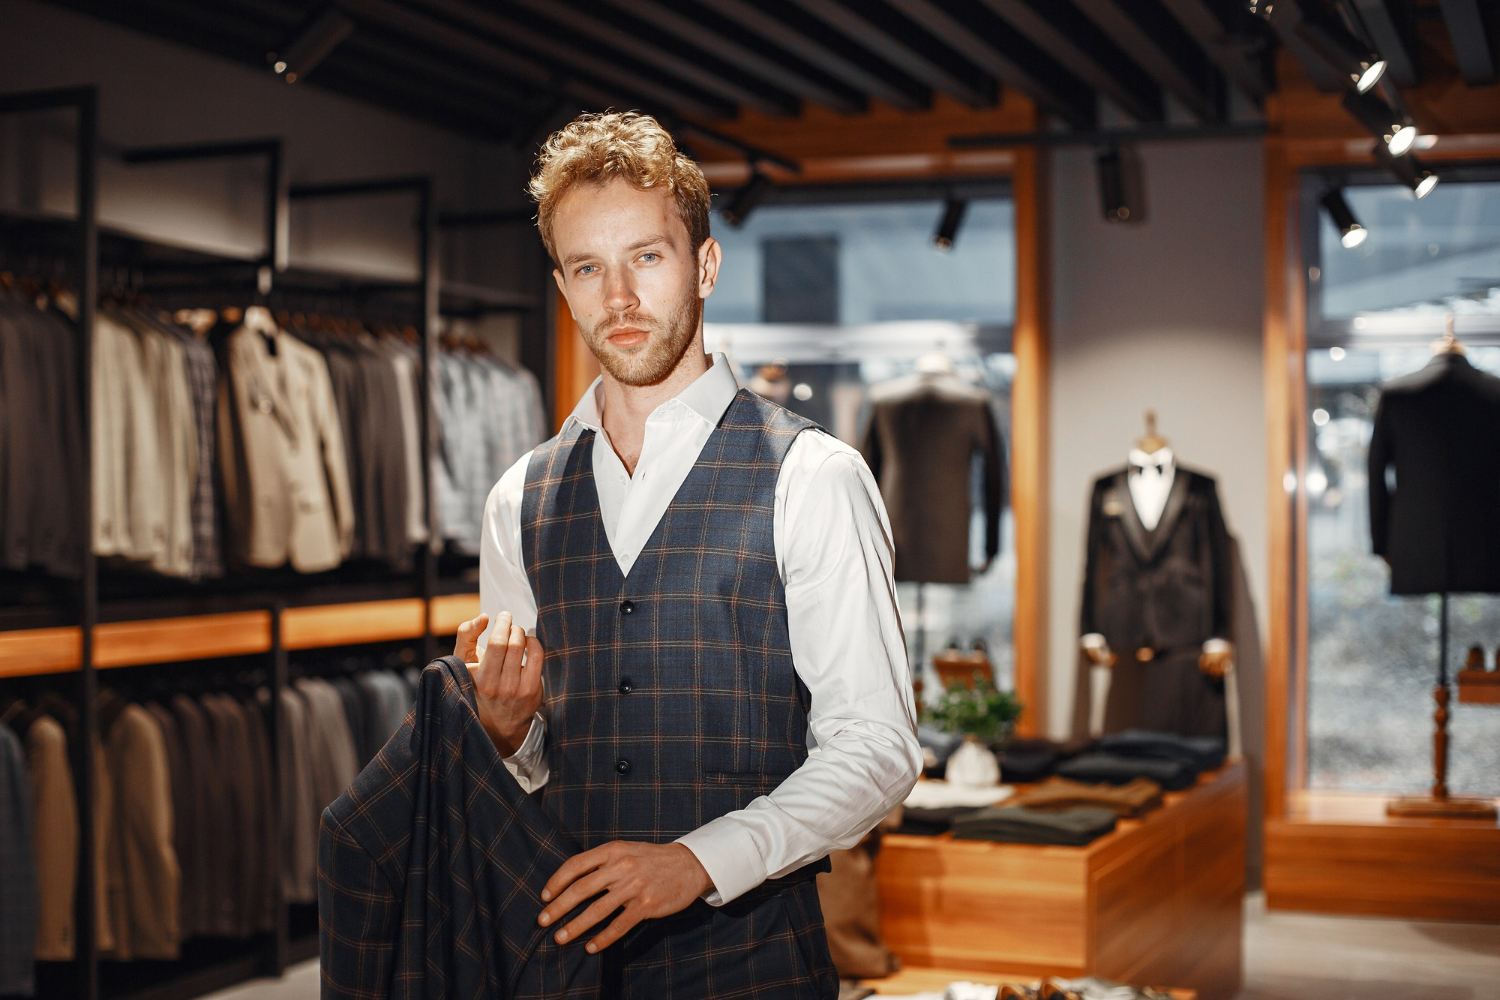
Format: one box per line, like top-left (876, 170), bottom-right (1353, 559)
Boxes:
top-left (220, 321), bottom-right (355, 573)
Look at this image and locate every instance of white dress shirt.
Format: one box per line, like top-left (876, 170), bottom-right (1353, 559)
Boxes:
top-left (478, 353), bottom-right (921, 906)
top-left (1126, 446), bottom-right (1174, 531)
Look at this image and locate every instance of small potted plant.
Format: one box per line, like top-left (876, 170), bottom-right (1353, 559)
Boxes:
top-left (922, 674), bottom-right (1022, 787)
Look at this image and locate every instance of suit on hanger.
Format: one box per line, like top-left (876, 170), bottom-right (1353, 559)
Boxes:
top-left (25, 715), bottom-right (78, 961)
top-left (1368, 352), bottom-right (1500, 595)
top-left (859, 371), bottom-right (1006, 584)
top-left (1076, 466), bottom-right (1231, 738)
top-left (0, 723), bottom-right (37, 997)
top-left (219, 323), bottom-right (355, 573)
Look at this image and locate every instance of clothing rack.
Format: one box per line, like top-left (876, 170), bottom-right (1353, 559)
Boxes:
top-left (0, 84), bottom-right (530, 1000)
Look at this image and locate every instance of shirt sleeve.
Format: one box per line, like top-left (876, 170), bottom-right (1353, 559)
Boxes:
top-left (478, 453), bottom-right (549, 792)
top-left (676, 433), bottom-right (922, 905)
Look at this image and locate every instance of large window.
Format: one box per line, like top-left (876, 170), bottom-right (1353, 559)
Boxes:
top-left (704, 194), bottom-right (1017, 694)
top-left (1303, 174), bottom-right (1500, 796)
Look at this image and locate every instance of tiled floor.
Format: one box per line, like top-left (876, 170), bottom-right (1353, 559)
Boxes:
top-left (204, 894), bottom-right (1500, 999)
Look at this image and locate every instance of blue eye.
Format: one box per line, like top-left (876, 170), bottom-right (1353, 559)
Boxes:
top-left (640, 253), bottom-right (659, 262)
top-left (577, 264), bottom-right (597, 275)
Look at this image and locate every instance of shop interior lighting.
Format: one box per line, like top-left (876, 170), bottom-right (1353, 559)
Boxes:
top-left (269, 7), bottom-right (355, 84)
top-left (1376, 143), bottom-right (1439, 199)
top-left (1294, 7), bottom-right (1386, 93)
top-left (1341, 90), bottom-right (1418, 157)
top-left (1321, 188), bottom-right (1368, 248)
top-left (932, 197), bottom-right (968, 250)
top-left (721, 170), bottom-right (775, 227)
top-left (1096, 145), bottom-right (1134, 223)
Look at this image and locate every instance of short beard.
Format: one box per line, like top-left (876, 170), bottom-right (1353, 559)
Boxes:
top-left (583, 291), bottom-right (702, 388)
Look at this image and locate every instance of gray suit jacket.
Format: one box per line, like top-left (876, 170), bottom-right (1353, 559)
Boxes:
top-left (219, 319), bottom-right (355, 572)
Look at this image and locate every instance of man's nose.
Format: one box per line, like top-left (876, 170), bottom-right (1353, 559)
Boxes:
top-left (604, 270), bottom-right (639, 314)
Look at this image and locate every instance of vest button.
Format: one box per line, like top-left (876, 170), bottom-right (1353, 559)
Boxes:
top-left (619, 599), bottom-right (635, 616)
top-left (618, 677), bottom-right (634, 694)
top-left (615, 758), bottom-right (632, 776)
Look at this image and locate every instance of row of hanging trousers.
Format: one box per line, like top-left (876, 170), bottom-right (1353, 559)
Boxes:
top-left (0, 665), bottom-right (418, 995)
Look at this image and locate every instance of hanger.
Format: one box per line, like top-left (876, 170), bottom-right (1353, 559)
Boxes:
top-left (1432, 314), bottom-right (1466, 356)
top-left (1135, 410), bottom-right (1169, 455)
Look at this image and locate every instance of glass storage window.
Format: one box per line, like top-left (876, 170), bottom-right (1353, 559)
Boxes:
top-left (1303, 175), bottom-right (1500, 796)
top-left (705, 198), bottom-right (1016, 694)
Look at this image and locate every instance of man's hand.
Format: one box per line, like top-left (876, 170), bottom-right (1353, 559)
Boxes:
top-left (538, 842), bottom-right (713, 954)
top-left (460, 611), bottom-right (544, 757)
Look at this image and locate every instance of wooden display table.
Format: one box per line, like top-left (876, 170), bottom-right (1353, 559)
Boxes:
top-left (859, 965), bottom-right (1195, 997)
top-left (876, 761), bottom-right (1245, 1000)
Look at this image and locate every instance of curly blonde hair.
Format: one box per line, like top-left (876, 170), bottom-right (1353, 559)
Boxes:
top-left (529, 111), bottom-right (711, 267)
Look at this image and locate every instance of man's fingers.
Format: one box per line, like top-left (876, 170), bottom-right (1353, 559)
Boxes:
top-left (585, 906), bottom-right (645, 953)
top-left (538, 867), bottom-right (611, 928)
top-left (542, 845), bottom-right (609, 904)
top-left (477, 612), bottom-right (513, 696)
top-left (520, 635), bottom-right (545, 695)
top-left (552, 888), bottom-right (624, 945)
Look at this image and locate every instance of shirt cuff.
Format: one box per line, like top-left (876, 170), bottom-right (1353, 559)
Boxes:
top-left (500, 713), bottom-right (547, 792)
top-left (1202, 638), bottom-right (1231, 654)
top-left (676, 816), bottom-right (766, 907)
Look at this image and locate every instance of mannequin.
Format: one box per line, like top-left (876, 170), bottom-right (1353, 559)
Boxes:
top-left (1078, 412), bottom-right (1237, 743)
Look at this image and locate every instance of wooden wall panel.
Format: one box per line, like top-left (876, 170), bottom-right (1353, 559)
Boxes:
top-left (282, 599), bottom-right (427, 650)
top-left (94, 612), bottom-right (272, 669)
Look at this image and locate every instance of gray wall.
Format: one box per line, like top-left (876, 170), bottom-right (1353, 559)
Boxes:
top-left (0, 0), bottom-right (533, 287)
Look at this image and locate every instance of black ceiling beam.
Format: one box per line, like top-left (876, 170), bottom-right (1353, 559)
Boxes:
top-left (1158, 0), bottom-right (1273, 103)
top-left (1347, 0), bottom-right (1420, 87)
top-left (1265, 1), bottom-right (1361, 93)
top-left (1438, 0), bottom-right (1497, 86)
top-left (387, 0), bottom-right (732, 119)
top-left (978, 0), bottom-right (1163, 123)
top-left (1073, 0), bottom-right (1226, 122)
top-left (885, 0), bottom-right (1095, 127)
top-left (698, 0), bottom-right (932, 110)
top-left (950, 119), bottom-right (1267, 147)
top-left (784, 0), bottom-right (996, 108)
top-left (502, 0), bottom-right (800, 118)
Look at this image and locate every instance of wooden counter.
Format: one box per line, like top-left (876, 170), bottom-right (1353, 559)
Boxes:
top-left (860, 965), bottom-right (1194, 998)
top-left (876, 760), bottom-right (1246, 1000)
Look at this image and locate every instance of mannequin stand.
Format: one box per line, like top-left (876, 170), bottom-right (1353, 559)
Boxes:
top-left (1387, 593), bottom-right (1498, 820)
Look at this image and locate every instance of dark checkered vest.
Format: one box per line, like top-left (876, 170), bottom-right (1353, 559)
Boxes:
top-left (522, 387), bottom-right (827, 846)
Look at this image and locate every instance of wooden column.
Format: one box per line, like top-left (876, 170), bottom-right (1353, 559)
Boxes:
top-left (552, 289), bottom-right (599, 432)
top-left (1011, 143), bottom-right (1051, 738)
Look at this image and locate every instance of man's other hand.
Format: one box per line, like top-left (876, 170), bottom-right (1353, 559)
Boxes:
top-left (463, 611), bottom-right (543, 757)
top-left (538, 842), bottom-right (713, 953)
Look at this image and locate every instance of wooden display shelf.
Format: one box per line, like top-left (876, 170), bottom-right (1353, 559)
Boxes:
top-left (95, 611), bottom-right (272, 668)
top-left (0, 626), bottom-right (83, 677)
top-left (429, 593), bottom-right (481, 636)
top-left (281, 598), bottom-right (427, 650)
top-left (876, 761), bottom-right (1245, 1000)
top-left (1457, 669), bottom-right (1500, 705)
top-left (1265, 789), bottom-right (1500, 921)
top-left (860, 965), bottom-right (1195, 998)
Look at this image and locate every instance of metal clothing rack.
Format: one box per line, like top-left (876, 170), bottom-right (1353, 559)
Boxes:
top-left (0, 86), bottom-right (530, 1000)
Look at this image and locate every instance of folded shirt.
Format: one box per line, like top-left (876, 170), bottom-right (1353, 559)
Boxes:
top-left (997, 736), bottom-right (1095, 784)
top-left (1055, 753), bottom-right (1197, 791)
top-left (904, 780), bottom-right (1014, 811)
top-left (952, 806), bottom-right (1117, 846)
top-left (1097, 730), bottom-right (1225, 771)
top-left (1009, 776), bottom-right (1162, 818)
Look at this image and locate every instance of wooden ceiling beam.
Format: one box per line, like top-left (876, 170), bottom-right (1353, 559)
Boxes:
top-left (785, 0), bottom-right (996, 108)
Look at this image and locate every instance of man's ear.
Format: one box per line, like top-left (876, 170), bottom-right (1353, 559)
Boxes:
top-left (697, 237), bottom-right (722, 300)
top-left (552, 267), bottom-right (567, 300)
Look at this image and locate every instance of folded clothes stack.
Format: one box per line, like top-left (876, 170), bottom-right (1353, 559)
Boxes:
top-left (951, 805), bottom-right (1117, 846)
top-left (1054, 753), bottom-right (1198, 791)
top-left (1010, 776), bottom-right (1163, 818)
top-left (997, 736), bottom-right (1095, 784)
top-left (1097, 730), bottom-right (1226, 771)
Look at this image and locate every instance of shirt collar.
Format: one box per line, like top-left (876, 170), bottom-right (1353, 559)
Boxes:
top-left (564, 352), bottom-right (740, 434)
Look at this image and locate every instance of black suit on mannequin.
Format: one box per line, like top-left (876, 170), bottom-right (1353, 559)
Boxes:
top-left (1368, 353), bottom-right (1500, 596)
top-left (1076, 467), bottom-right (1232, 738)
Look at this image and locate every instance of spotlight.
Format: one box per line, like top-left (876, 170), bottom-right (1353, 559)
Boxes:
top-left (721, 171), bottom-right (775, 227)
top-left (1375, 143), bottom-right (1439, 199)
top-left (1341, 91), bottom-right (1418, 157)
top-left (1321, 188), bottom-right (1368, 249)
top-left (1294, 9), bottom-right (1385, 93)
top-left (1096, 145), bottom-right (1135, 222)
top-left (268, 7), bottom-right (355, 84)
top-left (933, 197), bottom-right (968, 250)
top-left (1247, 0), bottom-right (1273, 18)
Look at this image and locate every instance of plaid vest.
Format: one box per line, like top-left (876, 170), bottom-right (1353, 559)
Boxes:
top-left (521, 389), bottom-right (818, 847)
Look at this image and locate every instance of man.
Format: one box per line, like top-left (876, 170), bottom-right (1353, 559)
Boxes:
top-left (456, 111), bottom-right (919, 996)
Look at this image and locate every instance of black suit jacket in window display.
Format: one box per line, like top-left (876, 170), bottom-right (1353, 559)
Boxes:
top-left (1078, 467), bottom-right (1232, 738)
top-left (1367, 352), bottom-right (1500, 596)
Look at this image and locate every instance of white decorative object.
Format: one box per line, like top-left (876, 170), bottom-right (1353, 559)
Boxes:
top-left (945, 737), bottom-right (1000, 789)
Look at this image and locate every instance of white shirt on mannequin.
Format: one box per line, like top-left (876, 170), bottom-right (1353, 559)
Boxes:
top-left (1126, 445), bottom-right (1175, 531)
top-left (477, 352), bottom-right (921, 906)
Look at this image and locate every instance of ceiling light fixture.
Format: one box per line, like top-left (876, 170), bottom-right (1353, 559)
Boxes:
top-left (1294, 8), bottom-right (1386, 93)
top-left (1096, 145), bottom-right (1135, 223)
top-left (721, 171), bottom-right (775, 228)
top-left (932, 197), bottom-right (968, 250)
top-left (1321, 188), bottom-right (1368, 249)
top-left (1341, 90), bottom-right (1418, 157)
top-left (1375, 143), bottom-right (1439, 199)
top-left (268, 7), bottom-right (355, 84)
